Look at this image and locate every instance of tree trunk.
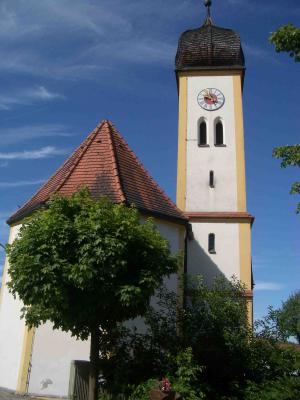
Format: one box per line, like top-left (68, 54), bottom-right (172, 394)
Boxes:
top-left (88, 326), bottom-right (100, 400)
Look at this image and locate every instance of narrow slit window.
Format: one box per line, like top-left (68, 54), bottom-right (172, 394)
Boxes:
top-left (209, 171), bottom-right (214, 188)
top-left (198, 120), bottom-right (207, 146)
top-left (215, 120), bottom-right (224, 146)
top-left (208, 233), bottom-right (216, 253)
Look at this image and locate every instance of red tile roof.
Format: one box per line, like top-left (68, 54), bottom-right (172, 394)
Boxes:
top-left (8, 120), bottom-right (187, 225)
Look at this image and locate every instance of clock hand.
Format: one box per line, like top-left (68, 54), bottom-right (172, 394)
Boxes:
top-left (204, 92), bottom-right (213, 101)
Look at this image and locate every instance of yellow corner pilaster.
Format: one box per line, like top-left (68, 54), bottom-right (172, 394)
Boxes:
top-left (239, 222), bottom-right (252, 325)
top-left (16, 327), bottom-right (35, 394)
top-left (233, 74), bottom-right (247, 212)
top-left (176, 74), bottom-right (188, 211)
top-left (247, 299), bottom-right (253, 327)
top-left (239, 222), bottom-right (251, 290)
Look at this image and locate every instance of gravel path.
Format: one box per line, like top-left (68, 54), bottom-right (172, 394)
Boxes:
top-left (0, 390), bottom-right (28, 400)
top-left (0, 389), bottom-right (64, 400)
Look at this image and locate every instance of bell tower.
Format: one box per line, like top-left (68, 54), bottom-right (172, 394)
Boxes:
top-left (176, 1), bottom-right (253, 319)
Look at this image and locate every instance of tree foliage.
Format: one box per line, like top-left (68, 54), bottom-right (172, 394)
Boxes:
top-left (270, 25), bottom-right (300, 213)
top-left (279, 291), bottom-right (300, 343)
top-left (273, 145), bottom-right (300, 168)
top-left (273, 145), bottom-right (300, 213)
top-left (269, 24), bottom-right (300, 62)
top-left (101, 277), bottom-right (300, 399)
top-left (7, 189), bottom-right (178, 400)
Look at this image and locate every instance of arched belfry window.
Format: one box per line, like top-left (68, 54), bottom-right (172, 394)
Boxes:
top-left (198, 119), bottom-right (208, 146)
top-left (215, 119), bottom-right (224, 146)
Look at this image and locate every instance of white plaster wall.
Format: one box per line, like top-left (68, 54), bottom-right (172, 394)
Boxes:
top-left (126, 220), bottom-right (181, 333)
top-left (28, 322), bottom-right (90, 396)
top-left (0, 224), bottom-right (26, 390)
top-left (187, 222), bottom-right (240, 285)
top-left (28, 219), bottom-right (182, 396)
top-left (154, 221), bottom-right (181, 293)
top-left (186, 75), bottom-right (238, 211)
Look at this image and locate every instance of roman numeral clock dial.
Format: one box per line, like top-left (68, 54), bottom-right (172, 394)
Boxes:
top-left (197, 88), bottom-right (225, 111)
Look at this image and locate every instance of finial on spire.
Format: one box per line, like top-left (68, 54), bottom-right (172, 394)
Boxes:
top-left (203, 0), bottom-right (213, 25)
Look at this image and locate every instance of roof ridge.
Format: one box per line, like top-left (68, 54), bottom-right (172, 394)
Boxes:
top-left (108, 121), bottom-right (186, 219)
top-left (105, 121), bottom-right (126, 203)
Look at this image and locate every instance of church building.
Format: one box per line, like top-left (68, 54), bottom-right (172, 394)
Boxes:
top-left (0, 2), bottom-right (253, 397)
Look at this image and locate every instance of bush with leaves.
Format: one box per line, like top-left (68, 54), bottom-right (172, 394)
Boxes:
top-left (137, 277), bottom-right (300, 399)
top-left (244, 376), bottom-right (300, 400)
top-left (130, 348), bottom-right (205, 400)
top-left (97, 276), bottom-right (300, 399)
top-left (144, 276), bottom-right (252, 398)
top-left (170, 348), bottom-right (205, 400)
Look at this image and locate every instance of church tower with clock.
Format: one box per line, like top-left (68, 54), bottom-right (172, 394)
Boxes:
top-left (176, 1), bottom-right (254, 317)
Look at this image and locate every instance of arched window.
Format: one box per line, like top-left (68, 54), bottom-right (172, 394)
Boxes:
top-left (215, 119), bottom-right (224, 146)
top-left (208, 233), bottom-right (216, 254)
top-left (198, 119), bottom-right (208, 146)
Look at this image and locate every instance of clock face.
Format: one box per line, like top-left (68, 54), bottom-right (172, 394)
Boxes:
top-left (197, 88), bottom-right (225, 111)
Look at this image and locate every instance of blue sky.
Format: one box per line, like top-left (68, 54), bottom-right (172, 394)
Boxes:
top-left (0, 0), bottom-right (299, 320)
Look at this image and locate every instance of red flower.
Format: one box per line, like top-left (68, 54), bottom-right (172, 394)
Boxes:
top-left (160, 377), bottom-right (172, 393)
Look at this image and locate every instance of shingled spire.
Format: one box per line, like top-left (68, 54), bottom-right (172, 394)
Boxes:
top-left (8, 120), bottom-right (186, 225)
top-left (175, 0), bottom-right (245, 71)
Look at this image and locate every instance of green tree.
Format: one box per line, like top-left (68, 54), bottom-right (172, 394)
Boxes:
top-left (279, 291), bottom-right (300, 343)
top-left (269, 24), bottom-right (300, 62)
top-left (255, 292), bottom-right (300, 345)
top-left (270, 25), bottom-right (300, 213)
top-left (256, 291), bottom-right (300, 344)
top-left (7, 189), bottom-right (178, 400)
top-left (273, 145), bottom-right (300, 213)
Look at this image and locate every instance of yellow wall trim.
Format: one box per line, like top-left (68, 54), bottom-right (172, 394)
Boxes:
top-left (239, 222), bottom-right (252, 325)
top-left (185, 212), bottom-right (254, 224)
top-left (16, 327), bottom-right (35, 394)
top-left (233, 75), bottom-right (247, 212)
top-left (176, 75), bottom-right (188, 211)
top-left (177, 70), bottom-right (244, 78)
top-left (239, 222), bottom-right (251, 289)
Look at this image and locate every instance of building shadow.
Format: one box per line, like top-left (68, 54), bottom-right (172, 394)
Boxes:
top-left (187, 236), bottom-right (228, 286)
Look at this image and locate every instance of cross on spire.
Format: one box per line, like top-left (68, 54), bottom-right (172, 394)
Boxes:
top-left (203, 0), bottom-right (213, 25)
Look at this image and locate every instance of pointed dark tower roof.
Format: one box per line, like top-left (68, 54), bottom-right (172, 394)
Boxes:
top-left (175, 1), bottom-right (245, 71)
top-left (8, 120), bottom-right (187, 225)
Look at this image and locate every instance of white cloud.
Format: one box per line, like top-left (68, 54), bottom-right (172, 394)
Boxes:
top-left (0, 0), bottom-right (298, 83)
top-left (0, 86), bottom-right (65, 110)
top-left (0, 179), bottom-right (45, 188)
top-left (27, 86), bottom-right (65, 101)
top-left (254, 282), bottom-right (285, 291)
top-left (0, 124), bottom-right (73, 145)
top-left (0, 146), bottom-right (67, 160)
top-left (0, 0), bottom-right (190, 80)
